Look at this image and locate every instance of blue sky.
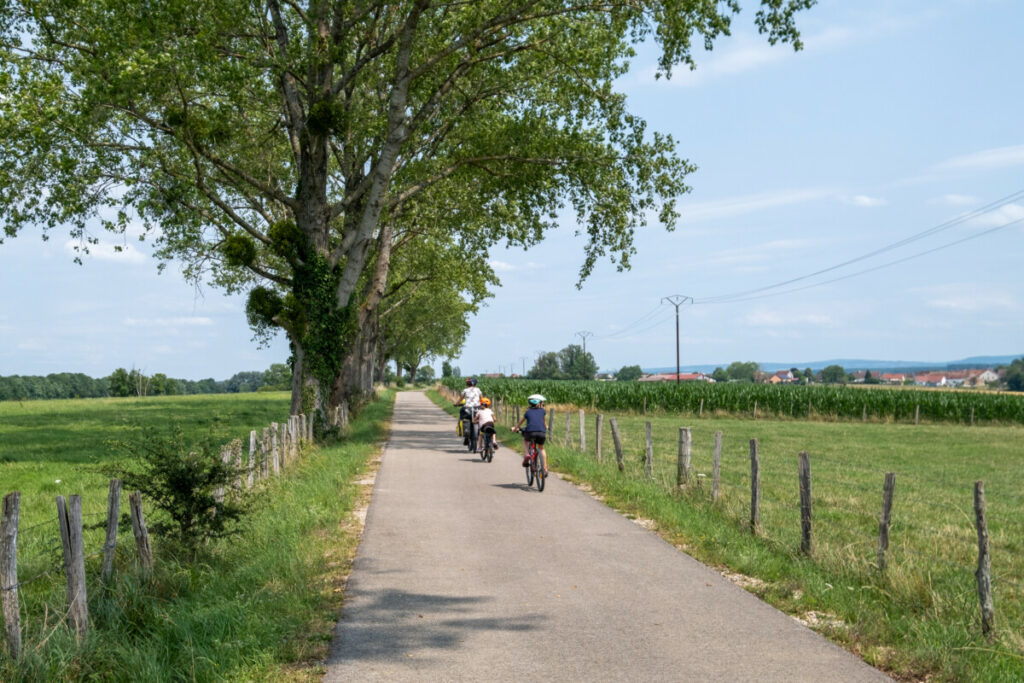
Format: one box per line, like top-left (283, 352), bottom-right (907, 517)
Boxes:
top-left (2, 0), bottom-right (1022, 380)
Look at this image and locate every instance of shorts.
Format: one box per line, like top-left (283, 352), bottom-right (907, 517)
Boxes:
top-left (522, 431), bottom-right (546, 445)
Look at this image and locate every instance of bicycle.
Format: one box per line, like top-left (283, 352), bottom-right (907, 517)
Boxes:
top-left (456, 405), bottom-right (478, 452)
top-left (479, 426), bottom-right (495, 463)
top-left (517, 431), bottom-right (545, 492)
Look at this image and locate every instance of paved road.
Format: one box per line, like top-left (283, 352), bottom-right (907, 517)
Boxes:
top-left (324, 392), bottom-right (890, 682)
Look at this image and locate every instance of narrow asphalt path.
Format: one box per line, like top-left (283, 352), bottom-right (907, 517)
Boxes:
top-left (324, 392), bottom-right (890, 682)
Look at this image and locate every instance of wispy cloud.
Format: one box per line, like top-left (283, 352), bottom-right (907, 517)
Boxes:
top-left (743, 309), bottom-right (837, 328)
top-left (123, 317), bottom-right (214, 328)
top-left (933, 144), bottom-right (1024, 172)
top-left (930, 194), bottom-right (978, 207)
top-left (841, 194), bottom-right (888, 208)
top-left (680, 188), bottom-right (833, 223)
top-left (489, 259), bottom-right (541, 272)
top-left (968, 203), bottom-right (1024, 229)
top-left (921, 285), bottom-right (1018, 312)
top-left (706, 239), bottom-right (817, 268)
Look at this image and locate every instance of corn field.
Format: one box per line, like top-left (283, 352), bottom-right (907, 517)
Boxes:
top-left (442, 377), bottom-right (1024, 425)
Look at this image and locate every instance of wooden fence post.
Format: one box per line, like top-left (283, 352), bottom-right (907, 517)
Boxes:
top-left (248, 430), bottom-right (257, 488)
top-left (970, 407), bottom-right (975, 426)
top-left (579, 409), bottom-right (586, 452)
top-left (798, 451), bottom-right (812, 555)
top-left (102, 479), bottom-right (122, 582)
top-left (915, 404), bottom-right (920, 425)
top-left (56, 495), bottom-right (88, 638)
top-left (645, 422), bottom-right (653, 480)
top-left (1, 491), bottom-right (21, 660)
top-left (129, 491), bottom-right (153, 571)
top-left (877, 473), bottom-right (895, 571)
top-left (610, 418), bottom-right (624, 472)
top-left (215, 445), bottom-right (231, 504)
top-left (677, 427), bottom-right (691, 489)
top-left (233, 439), bottom-right (243, 491)
top-left (862, 404), bottom-right (867, 422)
top-left (712, 431), bottom-right (722, 503)
top-left (974, 481), bottom-right (995, 638)
top-left (271, 422), bottom-right (281, 475)
top-left (749, 439), bottom-right (761, 533)
top-left (261, 427), bottom-right (270, 478)
top-left (595, 414), bottom-right (604, 463)
top-left (753, 400), bottom-right (758, 420)
top-left (547, 407), bottom-right (554, 432)
top-left (699, 398), bottom-right (704, 418)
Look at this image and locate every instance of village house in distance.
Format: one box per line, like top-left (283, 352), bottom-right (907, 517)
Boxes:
top-left (633, 368), bottom-right (1002, 387)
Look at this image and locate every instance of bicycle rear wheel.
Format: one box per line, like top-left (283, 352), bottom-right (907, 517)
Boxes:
top-left (535, 457), bottom-right (545, 492)
top-left (525, 445), bottom-right (534, 486)
top-left (481, 432), bottom-right (491, 461)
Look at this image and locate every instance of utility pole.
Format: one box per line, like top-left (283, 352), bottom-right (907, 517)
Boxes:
top-left (520, 356), bottom-right (527, 375)
top-left (576, 331), bottom-right (594, 379)
top-left (661, 295), bottom-right (693, 385)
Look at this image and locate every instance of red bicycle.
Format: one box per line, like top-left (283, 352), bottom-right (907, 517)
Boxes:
top-left (522, 434), bottom-right (545, 492)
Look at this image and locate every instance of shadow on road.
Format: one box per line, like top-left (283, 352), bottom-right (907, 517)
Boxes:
top-left (331, 587), bottom-right (545, 664)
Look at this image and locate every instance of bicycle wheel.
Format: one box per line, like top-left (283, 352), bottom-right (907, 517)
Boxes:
top-left (535, 456), bottom-right (546, 492)
top-left (525, 446), bottom-right (534, 486)
top-left (467, 422), bottom-right (477, 452)
top-left (480, 432), bottom-right (490, 461)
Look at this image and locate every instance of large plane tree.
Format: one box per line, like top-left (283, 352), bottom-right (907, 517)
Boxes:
top-left (0, 0), bottom-right (813, 425)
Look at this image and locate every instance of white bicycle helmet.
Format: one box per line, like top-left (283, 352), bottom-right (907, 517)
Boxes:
top-left (527, 393), bottom-right (546, 405)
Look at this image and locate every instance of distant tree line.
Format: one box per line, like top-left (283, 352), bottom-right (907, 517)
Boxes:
top-left (0, 364), bottom-right (292, 401)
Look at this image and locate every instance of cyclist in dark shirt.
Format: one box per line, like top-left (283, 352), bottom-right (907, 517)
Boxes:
top-left (512, 394), bottom-right (548, 475)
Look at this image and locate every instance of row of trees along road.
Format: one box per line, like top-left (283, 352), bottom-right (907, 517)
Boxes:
top-left (0, 1), bottom-right (813, 426)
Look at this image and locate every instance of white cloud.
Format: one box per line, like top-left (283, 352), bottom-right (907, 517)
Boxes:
top-left (968, 203), bottom-right (1024, 229)
top-left (63, 240), bottom-right (148, 264)
top-left (917, 284), bottom-right (1018, 313)
top-left (706, 239), bottom-right (816, 268)
top-left (841, 194), bottom-right (888, 208)
top-left (680, 188), bottom-right (833, 223)
top-left (743, 310), bottom-right (837, 328)
top-left (930, 194), bottom-right (978, 207)
top-left (934, 144), bottom-right (1024, 172)
top-left (123, 317), bottom-right (214, 328)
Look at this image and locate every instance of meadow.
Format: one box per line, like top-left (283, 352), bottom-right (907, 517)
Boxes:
top-left (432, 387), bottom-right (1024, 682)
top-left (1, 391), bottom-right (394, 681)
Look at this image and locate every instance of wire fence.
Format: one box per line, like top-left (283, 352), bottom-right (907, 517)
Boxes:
top-left (1, 412), bottom-right (315, 661)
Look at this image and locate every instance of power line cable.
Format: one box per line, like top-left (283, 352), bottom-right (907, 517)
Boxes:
top-left (697, 188), bottom-right (1024, 304)
top-left (699, 216), bottom-right (1024, 304)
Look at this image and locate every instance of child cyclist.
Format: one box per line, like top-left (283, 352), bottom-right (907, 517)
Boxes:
top-left (512, 394), bottom-right (547, 475)
top-left (474, 397), bottom-right (499, 452)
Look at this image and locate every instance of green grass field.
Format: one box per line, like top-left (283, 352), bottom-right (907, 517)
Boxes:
top-left (431, 388), bottom-right (1024, 682)
top-left (1, 391), bottom-right (394, 681)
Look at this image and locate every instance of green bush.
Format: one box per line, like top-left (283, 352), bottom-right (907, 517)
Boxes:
top-left (105, 425), bottom-right (251, 558)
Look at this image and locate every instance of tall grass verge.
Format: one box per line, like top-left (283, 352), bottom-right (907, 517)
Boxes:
top-left (1, 391), bottom-right (394, 681)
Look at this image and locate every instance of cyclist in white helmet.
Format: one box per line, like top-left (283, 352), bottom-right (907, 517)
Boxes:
top-left (512, 394), bottom-right (548, 475)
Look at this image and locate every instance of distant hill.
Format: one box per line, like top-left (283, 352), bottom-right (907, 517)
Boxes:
top-left (631, 353), bottom-right (1022, 376)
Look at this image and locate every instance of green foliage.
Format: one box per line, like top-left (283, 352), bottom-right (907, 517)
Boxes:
top-left (1004, 357), bottom-right (1024, 391)
top-left (529, 352), bottom-right (563, 380)
top-left (616, 364), bottom-right (644, 382)
top-left (105, 425), bottom-right (250, 556)
top-left (820, 364), bottom-right (848, 384)
top-left (415, 366), bottom-right (436, 383)
top-left (726, 361), bottom-right (759, 382)
top-left (442, 360), bottom-right (453, 378)
top-left (221, 233), bottom-right (257, 267)
top-left (245, 286), bottom-right (284, 330)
